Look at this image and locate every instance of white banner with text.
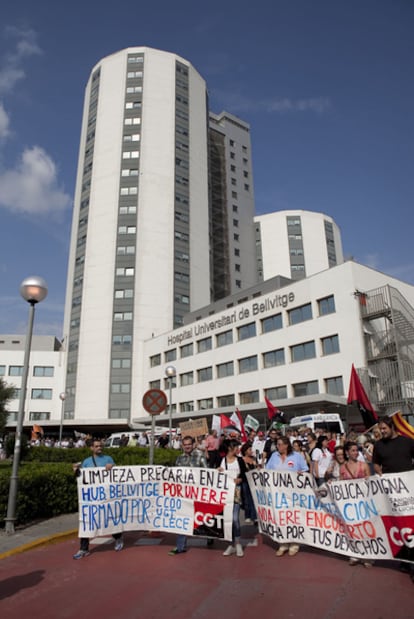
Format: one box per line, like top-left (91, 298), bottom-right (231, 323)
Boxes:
top-left (77, 466), bottom-right (234, 541)
top-left (248, 470), bottom-right (414, 563)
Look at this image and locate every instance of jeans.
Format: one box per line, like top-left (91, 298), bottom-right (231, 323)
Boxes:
top-left (232, 503), bottom-right (241, 542)
top-left (175, 534), bottom-right (187, 552)
top-left (242, 481), bottom-right (257, 520)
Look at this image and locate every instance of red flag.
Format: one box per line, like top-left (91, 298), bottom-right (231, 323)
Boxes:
top-left (230, 409), bottom-right (248, 442)
top-left (347, 364), bottom-right (378, 429)
top-left (265, 396), bottom-right (278, 420)
top-left (220, 414), bottom-right (233, 429)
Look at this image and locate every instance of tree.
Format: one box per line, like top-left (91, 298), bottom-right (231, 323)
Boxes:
top-left (0, 377), bottom-right (16, 436)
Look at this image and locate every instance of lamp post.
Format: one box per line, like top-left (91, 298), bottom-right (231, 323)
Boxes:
top-left (5, 276), bottom-right (48, 535)
top-left (58, 392), bottom-right (66, 445)
top-left (165, 365), bottom-right (176, 447)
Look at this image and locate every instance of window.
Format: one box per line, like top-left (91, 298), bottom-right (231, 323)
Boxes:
top-left (198, 398), bottom-right (213, 410)
top-left (318, 295), bottom-right (336, 316)
top-left (124, 117), bottom-right (141, 125)
top-left (119, 200), bottom-right (138, 213)
top-left (115, 289), bottom-right (134, 299)
top-left (116, 267), bottom-right (134, 276)
top-left (288, 303), bottom-right (312, 325)
top-left (9, 366), bottom-right (23, 376)
top-left (235, 264), bottom-right (240, 272)
top-left (127, 71), bottom-right (143, 78)
top-left (217, 361), bottom-right (234, 378)
top-left (109, 409), bottom-right (129, 419)
top-left (321, 335), bottom-right (340, 356)
top-left (0, 365), bottom-right (5, 376)
top-left (325, 376), bottom-right (344, 396)
top-left (198, 367), bottom-right (212, 382)
top-left (293, 381), bottom-right (319, 397)
top-left (31, 389), bottom-right (52, 400)
top-left (263, 349), bottom-right (285, 368)
top-left (234, 233), bottom-right (239, 242)
top-left (197, 337), bottom-right (212, 353)
top-left (149, 380), bottom-right (161, 389)
top-left (239, 390), bottom-right (259, 404)
top-left (122, 151), bottom-right (140, 159)
top-left (216, 330), bottom-right (233, 347)
top-left (111, 383), bottom-right (130, 394)
top-left (112, 359), bottom-right (131, 369)
top-left (165, 349), bottom-right (177, 362)
top-left (235, 248), bottom-right (240, 256)
top-left (33, 366), bottom-right (54, 377)
top-left (121, 169), bottom-right (139, 177)
top-left (217, 394), bottom-right (235, 407)
top-left (180, 343), bottom-right (193, 358)
top-left (233, 219), bottom-right (239, 227)
top-left (290, 341), bottom-right (316, 362)
top-left (180, 401), bottom-right (194, 412)
top-left (114, 312), bottom-right (133, 321)
top-left (117, 245), bottom-right (136, 255)
top-left (239, 356), bottom-right (258, 373)
top-left (238, 322), bottom-right (256, 341)
top-left (150, 354), bottom-right (161, 367)
top-left (30, 412), bottom-right (50, 421)
top-left (266, 386), bottom-right (287, 400)
top-left (261, 313), bottom-right (282, 333)
top-left (120, 187), bottom-right (138, 196)
top-left (175, 294), bottom-right (190, 305)
top-left (112, 335), bottom-right (132, 345)
top-left (123, 134), bottom-right (140, 142)
top-left (180, 371), bottom-right (194, 386)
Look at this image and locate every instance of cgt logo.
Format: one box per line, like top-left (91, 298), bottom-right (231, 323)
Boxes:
top-left (193, 501), bottom-right (225, 538)
top-left (381, 515), bottom-right (414, 557)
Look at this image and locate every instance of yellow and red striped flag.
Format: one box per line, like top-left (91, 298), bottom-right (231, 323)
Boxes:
top-left (391, 411), bottom-right (414, 439)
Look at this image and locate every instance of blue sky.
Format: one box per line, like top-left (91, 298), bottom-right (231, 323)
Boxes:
top-left (0, 0), bottom-right (413, 336)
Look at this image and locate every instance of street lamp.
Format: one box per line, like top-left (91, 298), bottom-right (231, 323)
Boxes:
top-left (5, 276), bottom-right (48, 535)
top-left (165, 365), bottom-right (176, 447)
top-left (58, 392), bottom-right (66, 445)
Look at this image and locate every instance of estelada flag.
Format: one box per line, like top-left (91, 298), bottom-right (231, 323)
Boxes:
top-left (347, 364), bottom-right (378, 429)
top-left (391, 411), bottom-right (414, 439)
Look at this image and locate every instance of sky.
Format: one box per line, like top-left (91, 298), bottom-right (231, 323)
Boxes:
top-left (0, 0), bottom-right (413, 337)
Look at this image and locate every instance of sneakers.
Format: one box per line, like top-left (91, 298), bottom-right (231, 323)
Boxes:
top-left (73, 549), bottom-right (90, 560)
top-left (275, 545), bottom-right (289, 557)
top-left (348, 557), bottom-right (359, 566)
top-left (244, 518), bottom-right (253, 524)
top-left (168, 548), bottom-right (186, 555)
top-left (114, 538), bottom-right (124, 552)
top-left (236, 543), bottom-right (244, 557)
top-left (223, 544), bottom-right (236, 556)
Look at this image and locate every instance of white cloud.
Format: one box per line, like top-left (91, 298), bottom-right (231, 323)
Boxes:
top-left (0, 26), bottom-right (41, 95)
top-left (0, 102), bottom-right (10, 138)
top-left (266, 97), bottom-right (331, 114)
top-left (212, 89), bottom-right (331, 115)
top-left (0, 146), bottom-right (72, 215)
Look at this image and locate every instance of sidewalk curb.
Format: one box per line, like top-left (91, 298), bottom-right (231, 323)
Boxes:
top-left (0, 529), bottom-right (78, 561)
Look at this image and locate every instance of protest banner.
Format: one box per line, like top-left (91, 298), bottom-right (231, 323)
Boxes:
top-left (248, 470), bottom-right (414, 563)
top-left (77, 465), bottom-right (234, 541)
top-left (179, 418), bottom-right (209, 438)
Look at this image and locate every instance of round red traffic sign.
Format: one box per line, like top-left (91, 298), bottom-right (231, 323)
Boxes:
top-left (142, 389), bottom-right (168, 415)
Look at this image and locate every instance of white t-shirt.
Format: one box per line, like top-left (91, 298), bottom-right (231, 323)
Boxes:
top-left (311, 447), bottom-right (332, 478)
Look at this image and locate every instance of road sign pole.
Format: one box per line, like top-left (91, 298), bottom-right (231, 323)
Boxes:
top-left (149, 415), bottom-right (156, 465)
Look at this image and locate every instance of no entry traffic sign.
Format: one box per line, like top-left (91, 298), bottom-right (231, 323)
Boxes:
top-left (142, 389), bottom-right (168, 415)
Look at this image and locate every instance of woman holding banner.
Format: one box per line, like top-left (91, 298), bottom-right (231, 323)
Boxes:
top-left (340, 441), bottom-right (372, 568)
top-left (219, 439), bottom-right (247, 558)
top-left (266, 436), bottom-right (308, 557)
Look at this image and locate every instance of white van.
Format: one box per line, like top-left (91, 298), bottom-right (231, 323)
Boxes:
top-left (104, 432), bottom-right (140, 448)
top-left (289, 413), bottom-right (345, 435)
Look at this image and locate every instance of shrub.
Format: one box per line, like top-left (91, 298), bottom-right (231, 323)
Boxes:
top-left (0, 447), bottom-right (178, 527)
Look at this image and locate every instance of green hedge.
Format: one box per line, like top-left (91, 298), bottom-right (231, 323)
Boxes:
top-left (0, 447), bottom-right (178, 527)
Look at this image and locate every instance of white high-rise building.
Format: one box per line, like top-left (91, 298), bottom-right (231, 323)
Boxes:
top-left (255, 210), bottom-right (344, 282)
top-left (62, 47), bottom-right (258, 430)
